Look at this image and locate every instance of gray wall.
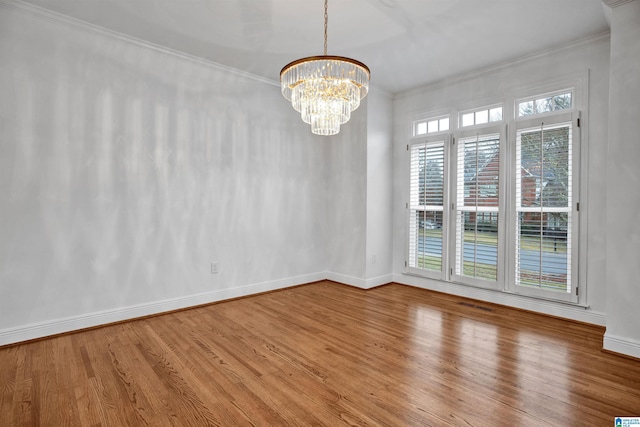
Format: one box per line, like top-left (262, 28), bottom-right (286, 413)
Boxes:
top-left (0, 5), bottom-right (328, 343)
top-left (604, 0), bottom-right (640, 358)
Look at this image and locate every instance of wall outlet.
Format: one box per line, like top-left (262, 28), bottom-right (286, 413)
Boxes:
top-left (371, 254), bottom-right (377, 264)
top-left (211, 262), bottom-right (218, 274)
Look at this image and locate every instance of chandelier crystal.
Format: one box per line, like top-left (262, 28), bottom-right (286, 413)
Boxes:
top-left (280, 0), bottom-right (370, 136)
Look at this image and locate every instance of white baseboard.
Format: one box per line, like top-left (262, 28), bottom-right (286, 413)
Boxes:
top-left (393, 273), bottom-right (607, 326)
top-left (603, 333), bottom-right (640, 360)
top-left (0, 272), bottom-right (325, 346)
top-left (365, 274), bottom-right (394, 289)
top-left (325, 272), bottom-right (391, 289)
top-left (325, 272), bottom-right (367, 288)
top-left (2, 270), bottom-right (615, 350)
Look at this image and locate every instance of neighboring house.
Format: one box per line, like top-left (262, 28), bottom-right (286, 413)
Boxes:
top-left (464, 151), bottom-right (567, 237)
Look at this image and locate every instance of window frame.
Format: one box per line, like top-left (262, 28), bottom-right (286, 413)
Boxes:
top-left (413, 114), bottom-right (451, 137)
top-left (406, 133), bottom-right (451, 281)
top-left (506, 111), bottom-right (581, 303)
top-left (459, 104), bottom-right (504, 129)
top-left (405, 73), bottom-right (588, 306)
top-left (515, 88), bottom-right (574, 119)
top-left (449, 125), bottom-right (507, 290)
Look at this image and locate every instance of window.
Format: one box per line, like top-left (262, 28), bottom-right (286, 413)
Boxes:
top-left (511, 112), bottom-right (579, 302)
top-left (453, 132), bottom-right (502, 285)
top-left (460, 106), bottom-right (503, 128)
top-left (517, 90), bottom-right (572, 118)
top-left (408, 137), bottom-right (447, 278)
top-left (414, 116), bottom-right (450, 136)
top-left (407, 86), bottom-right (582, 304)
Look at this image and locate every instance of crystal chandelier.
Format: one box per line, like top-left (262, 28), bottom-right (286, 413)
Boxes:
top-left (280, 0), bottom-right (370, 136)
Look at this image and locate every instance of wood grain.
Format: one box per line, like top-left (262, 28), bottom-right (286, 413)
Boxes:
top-left (1, 281), bottom-right (639, 426)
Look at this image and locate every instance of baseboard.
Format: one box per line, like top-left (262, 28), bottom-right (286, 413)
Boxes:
top-left (325, 272), bottom-right (367, 288)
top-left (0, 272), bottom-right (325, 346)
top-left (325, 272), bottom-right (391, 289)
top-left (603, 333), bottom-right (640, 360)
top-left (365, 274), bottom-right (394, 289)
top-left (393, 273), bottom-right (607, 326)
top-left (2, 270), bottom-right (612, 348)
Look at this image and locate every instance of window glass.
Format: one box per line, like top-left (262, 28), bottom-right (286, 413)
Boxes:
top-left (462, 113), bottom-right (474, 127)
top-left (489, 107), bottom-right (502, 122)
top-left (518, 91), bottom-right (573, 118)
top-left (516, 122), bottom-right (572, 292)
top-left (461, 106), bottom-right (503, 127)
top-left (519, 101), bottom-right (534, 117)
top-left (554, 93), bottom-right (572, 110)
top-left (535, 97), bottom-right (553, 114)
top-left (409, 141), bottom-right (446, 273)
top-left (455, 134), bottom-right (501, 281)
top-left (414, 115), bottom-right (450, 136)
top-left (476, 110), bottom-right (489, 124)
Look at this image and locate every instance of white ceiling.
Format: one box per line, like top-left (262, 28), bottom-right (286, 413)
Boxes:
top-left (20, 0), bottom-right (610, 94)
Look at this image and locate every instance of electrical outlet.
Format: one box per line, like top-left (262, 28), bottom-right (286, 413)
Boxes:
top-left (371, 254), bottom-right (377, 264)
top-left (211, 262), bottom-right (218, 274)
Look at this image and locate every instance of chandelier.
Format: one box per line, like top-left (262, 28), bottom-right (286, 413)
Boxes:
top-left (280, 0), bottom-right (370, 136)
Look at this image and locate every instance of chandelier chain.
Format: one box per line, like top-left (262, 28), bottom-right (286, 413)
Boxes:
top-left (324, 0), bottom-right (328, 55)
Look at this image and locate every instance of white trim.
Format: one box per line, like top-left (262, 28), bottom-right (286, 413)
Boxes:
top-left (325, 272), bottom-right (391, 289)
top-left (393, 273), bottom-right (606, 326)
top-left (0, 272), bottom-right (325, 346)
top-left (603, 333), bottom-right (640, 359)
top-left (0, 0), bottom-right (279, 88)
top-left (1, 270), bottom-right (611, 348)
top-left (364, 274), bottom-right (394, 289)
top-left (602, 0), bottom-right (635, 8)
top-left (325, 272), bottom-right (367, 289)
top-left (396, 32), bottom-right (610, 100)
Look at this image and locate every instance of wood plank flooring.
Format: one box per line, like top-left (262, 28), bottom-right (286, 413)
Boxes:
top-left (1, 281), bottom-right (639, 426)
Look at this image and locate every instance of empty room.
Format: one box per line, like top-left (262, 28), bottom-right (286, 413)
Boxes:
top-left (1, 0), bottom-right (639, 425)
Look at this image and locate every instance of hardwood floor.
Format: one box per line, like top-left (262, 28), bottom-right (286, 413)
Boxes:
top-left (1, 281), bottom-right (639, 426)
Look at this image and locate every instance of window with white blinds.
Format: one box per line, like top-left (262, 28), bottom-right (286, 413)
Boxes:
top-left (515, 120), bottom-right (574, 295)
top-left (408, 139), bottom-right (446, 276)
top-left (454, 134), bottom-right (501, 282)
top-left (406, 82), bottom-right (583, 304)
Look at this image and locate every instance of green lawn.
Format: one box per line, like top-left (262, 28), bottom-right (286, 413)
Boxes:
top-left (415, 255), bottom-right (497, 280)
top-left (419, 229), bottom-right (567, 253)
top-left (416, 255), bottom-right (565, 289)
top-left (415, 227), bottom-right (568, 287)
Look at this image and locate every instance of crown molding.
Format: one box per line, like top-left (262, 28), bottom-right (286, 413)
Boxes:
top-left (0, 0), bottom-right (280, 88)
top-left (602, 0), bottom-right (635, 8)
top-left (395, 30), bottom-right (610, 100)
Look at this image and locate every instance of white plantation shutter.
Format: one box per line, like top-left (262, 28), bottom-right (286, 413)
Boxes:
top-left (515, 117), bottom-right (576, 297)
top-left (454, 134), bottom-right (501, 283)
top-left (405, 85), bottom-right (583, 305)
top-left (408, 139), bottom-right (446, 276)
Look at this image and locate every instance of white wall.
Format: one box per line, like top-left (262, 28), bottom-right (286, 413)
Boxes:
top-left (325, 102), bottom-right (368, 286)
top-left (392, 35), bottom-right (611, 325)
top-left (0, 4), bottom-right (327, 344)
top-left (324, 88), bottom-right (394, 289)
top-left (365, 89), bottom-right (394, 287)
top-left (604, 0), bottom-right (640, 359)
